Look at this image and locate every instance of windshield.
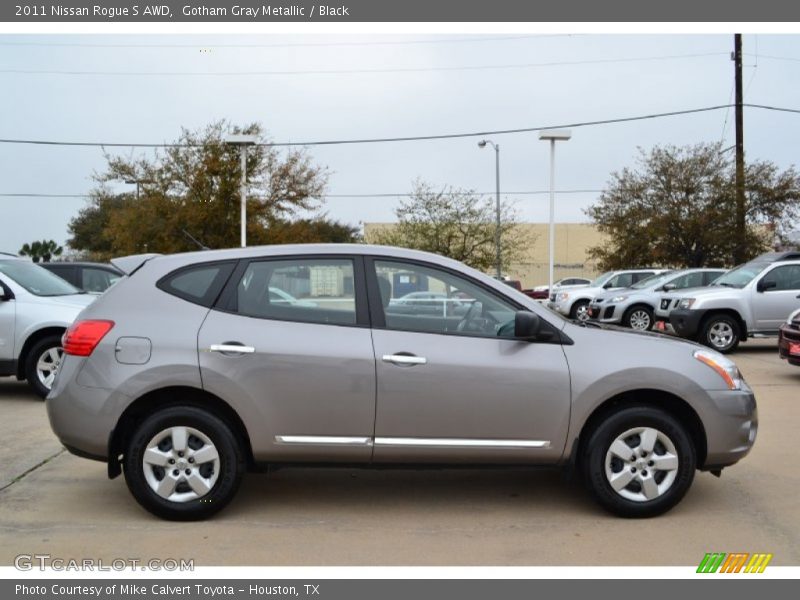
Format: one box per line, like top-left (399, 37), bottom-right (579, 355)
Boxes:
top-left (630, 272), bottom-right (672, 290)
top-left (590, 272), bottom-right (613, 287)
top-left (0, 260), bottom-right (81, 296)
top-left (711, 261), bottom-right (771, 289)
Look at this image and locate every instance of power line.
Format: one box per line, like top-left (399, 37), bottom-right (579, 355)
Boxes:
top-left (0, 190), bottom-right (605, 199)
top-left (0, 52), bottom-right (727, 77)
top-left (0, 104), bottom-right (796, 150)
top-left (0, 34), bottom-right (566, 49)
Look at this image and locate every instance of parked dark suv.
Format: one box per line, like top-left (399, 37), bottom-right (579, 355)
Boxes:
top-left (41, 262), bottom-right (122, 293)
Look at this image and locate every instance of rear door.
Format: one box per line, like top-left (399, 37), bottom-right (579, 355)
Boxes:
top-left (197, 255), bottom-right (376, 462)
top-left (367, 257), bottom-right (571, 464)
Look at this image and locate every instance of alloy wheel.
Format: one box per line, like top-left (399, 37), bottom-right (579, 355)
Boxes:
top-left (36, 346), bottom-right (63, 391)
top-left (629, 310), bottom-right (652, 331)
top-left (708, 321), bottom-right (734, 350)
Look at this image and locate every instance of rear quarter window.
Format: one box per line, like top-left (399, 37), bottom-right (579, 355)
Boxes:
top-left (157, 262), bottom-right (236, 307)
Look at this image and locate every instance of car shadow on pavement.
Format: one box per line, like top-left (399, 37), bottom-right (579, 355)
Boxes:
top-left (0, 377), bottom-right (39, 401)
top-left (227, 467), bottom-right (598, 518)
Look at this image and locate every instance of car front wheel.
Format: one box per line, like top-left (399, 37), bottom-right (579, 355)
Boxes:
top-left (570, 300), bottom-right (590, 322)
top-left (699, 314), bottom-right (740, 353)
top-left (24, 334), bottom-right (64, 399)
top-left (583, 406), bottom-right (696, 518)
top-left (123, 406), bottom-right (244, 520)
top-left (623, 306), bottom-right (654, 331)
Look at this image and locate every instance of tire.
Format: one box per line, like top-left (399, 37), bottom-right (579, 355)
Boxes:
top-left (622, 305), bottom-right (654, 331)
top-left (24, 334), bottom-right (64, 399)
top-left (123, 406), bottom-right (244, 521)
top-left (582, 406), bottom-right (696, 518)
top-left (570, 300), bottom-right (590, 322)
top-left (699, 314), bottom-right (740, 354)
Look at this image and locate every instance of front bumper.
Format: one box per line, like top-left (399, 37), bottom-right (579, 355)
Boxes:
top-left (587, 303), bottom-right (621, 324)
top-left (670, 308), bottom-right (707, 339)
top-left (778, 323), bottom-right (800, 366)
top-left (702, 386), bottom-right (758, 470)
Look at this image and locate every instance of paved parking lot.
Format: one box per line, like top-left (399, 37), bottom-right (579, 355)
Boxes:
top-left (0, 339), bottom-right (798, 566)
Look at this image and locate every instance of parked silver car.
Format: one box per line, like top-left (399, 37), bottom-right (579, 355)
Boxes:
top-left (0, 258), bottom-right (96, 397)
top-left (589, 269), bottom-right (727, 331)
top-left (548, 269), bottom-right (669, 321)
top-left (655, 270), bottom-right (728, 324)
top-left (47, 245), bottom-right (757, 520)
top-left (669, 252), bottom-right (800, 353)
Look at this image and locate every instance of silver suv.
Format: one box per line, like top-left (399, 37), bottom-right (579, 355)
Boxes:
top-left (589, 269), bottom-right (727, 331)
top-left (47, 245), bottom-right (757, 520)
top-left (0, 258), bottom-right (95, 397)
top-left (549, 269), bottom-right (669, 321)
top-left (669, 252), bottom-right (800, 353)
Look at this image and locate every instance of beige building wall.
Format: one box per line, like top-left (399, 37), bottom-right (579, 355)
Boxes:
top-left (363, 222), bottom-right (608, 289)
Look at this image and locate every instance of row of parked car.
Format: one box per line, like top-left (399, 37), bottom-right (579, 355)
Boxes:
top-left (544, 251), bottom-right (800, 361)
top-left (0, 257), bottom-right (121, 397)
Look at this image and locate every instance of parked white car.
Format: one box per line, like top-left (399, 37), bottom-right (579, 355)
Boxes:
top-left (0, 257), bottom-right (96, 397)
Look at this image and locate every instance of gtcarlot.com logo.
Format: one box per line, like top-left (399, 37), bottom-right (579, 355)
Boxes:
top-left (697, 552), bottom-right (773, 573)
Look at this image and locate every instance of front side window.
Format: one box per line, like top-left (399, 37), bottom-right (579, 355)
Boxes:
top-left (672, 272), bottom-right (706, 289)
top-left (374, 260), bottom-right (517, 338)
top-left (234, 259), bottom-right (356, 326)
top-left (761, 265), bottom-right (800, 291)
top-left (0, 260), bottom-right (80, 296)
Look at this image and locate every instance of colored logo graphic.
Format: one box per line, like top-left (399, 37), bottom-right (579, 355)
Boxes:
top-left (697, 552), bottom-right (773, 573)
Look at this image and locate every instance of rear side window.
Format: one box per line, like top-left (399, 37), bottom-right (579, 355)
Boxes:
top-left (158, 262), bottom-right (235, 307)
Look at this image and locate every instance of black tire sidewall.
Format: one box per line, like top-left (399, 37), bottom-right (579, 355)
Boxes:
top-left (570, 300), bottom-right (589, 320)
top-left (123, 406), bottom-right (243, 521)
top-left (24, 334), bottom-right (63, 399)
top-left (701, 315), bottom-right (740, 353)
top-left (583, 406), bottom-right (696, 518)
top-left (623, 306), bottom-right (654, 331)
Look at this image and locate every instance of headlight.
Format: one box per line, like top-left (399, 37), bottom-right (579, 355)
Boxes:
top-left (693, 349), bottom-right (743, 390)
top-left (679, 298), bottom-right (696, 309)
top-left (609, 295), bottom-right (628, 303)
top-left (556, 292), bottom-right (570, 302)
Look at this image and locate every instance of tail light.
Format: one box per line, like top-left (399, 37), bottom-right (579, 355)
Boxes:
top-left (62, 320), bottom-right (115, 357)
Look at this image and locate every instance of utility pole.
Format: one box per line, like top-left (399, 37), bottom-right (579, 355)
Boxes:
top-left (734, 33), bottom-right (746, 264)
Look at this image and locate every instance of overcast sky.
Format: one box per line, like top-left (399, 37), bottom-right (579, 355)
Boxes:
top-left (1, 33), bottom-right (799, 253)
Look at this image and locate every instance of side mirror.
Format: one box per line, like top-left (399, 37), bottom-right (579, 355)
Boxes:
top-left (0, 284), bottom-right (12, 301)
top-left (757, 279), bottom-right (777, 293)
top-left (662, 283), bottom-right (676, 292)
top-left (514, 311), bottom-right (541, 340)
top-left (603, 282), bottom-right (613, 289)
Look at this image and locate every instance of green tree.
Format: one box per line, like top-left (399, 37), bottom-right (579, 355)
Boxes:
top-left (587, 143), bottom-right (800, 269)
top-left (68, 121), bottom-right (335, 258)
top-left (367, 180), bottom-right (527, 273)
top-left (19, 239), bottom-right (63, 263)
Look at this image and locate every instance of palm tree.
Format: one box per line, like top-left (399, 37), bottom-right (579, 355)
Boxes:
top-left (19, 239), bottom-right (63, 263)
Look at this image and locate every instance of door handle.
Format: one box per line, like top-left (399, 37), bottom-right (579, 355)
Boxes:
top-left (382, 354), bottom-right (427, 366)
top-left (209, 344), bottom-right (255, 354)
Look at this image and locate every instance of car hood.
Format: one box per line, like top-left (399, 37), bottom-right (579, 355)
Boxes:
top-left (25, 293), bottom-right (97, 310)
top-left (592, 287), bottom-right (649, 302)
top-left (567, 319), bottom-right (703, 350)
top-left (668, 285), bottom-right (744, 300)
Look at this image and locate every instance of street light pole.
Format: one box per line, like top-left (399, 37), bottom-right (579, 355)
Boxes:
top-left (225, 134), bottom-right (258, 248)
top-left (538, 129), bottom-right (572, 295)
top-left (478, 139), bottom-right (502, 279)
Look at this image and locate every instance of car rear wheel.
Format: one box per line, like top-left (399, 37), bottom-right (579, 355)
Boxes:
top-left (123, 406), bottom-right (244, 520)
top-left (583, 406), bottom-right (695, 518)
top-left (24, 334), bottom-right (64, 399)
top-left (699, 314), bottom-right (740, 353)
top-left (623, 306), bottom-right (654, 331)
top-left (570, 300), bottom-right (590, 322)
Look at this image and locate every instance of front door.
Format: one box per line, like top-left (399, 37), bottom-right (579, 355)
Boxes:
top-left (753, 264), bottom-right (800, 331)
top-left (198, 256), bottom-right (376, 462)
top-left (368, 258), bottom-right (571, 464)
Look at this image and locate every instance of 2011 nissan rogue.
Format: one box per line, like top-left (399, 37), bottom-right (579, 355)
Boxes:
top-left (47, 245), bottom-right (757, 520)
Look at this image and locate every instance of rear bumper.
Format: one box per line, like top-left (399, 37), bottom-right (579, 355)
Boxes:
top-left (670, 308), bottom-right (707, 339)
top-left (702, 387), bottom-right (758, 469)
top-left (778, 324), bottom-right (800, 366)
